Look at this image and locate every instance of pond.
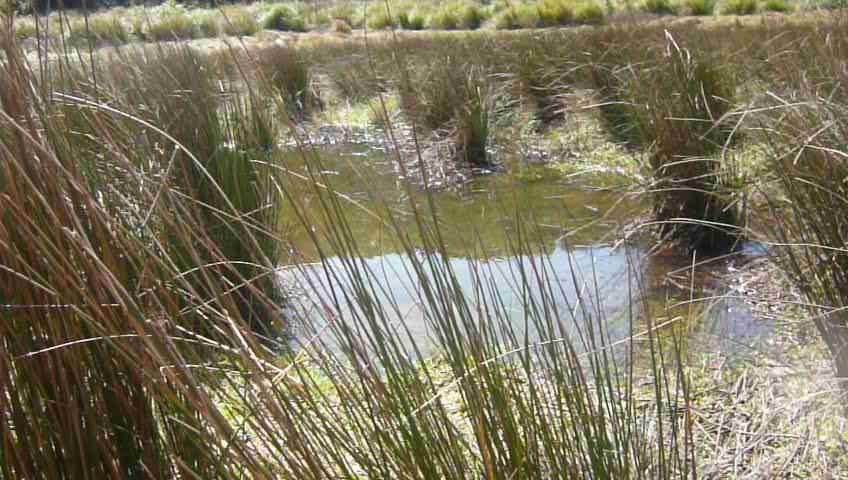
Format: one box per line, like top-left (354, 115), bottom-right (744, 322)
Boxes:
top-left (278, 143), bottom-right (772, 362)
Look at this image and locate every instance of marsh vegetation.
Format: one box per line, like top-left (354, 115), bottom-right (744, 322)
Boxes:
top-left (2, 4), bottom-right (848, 478)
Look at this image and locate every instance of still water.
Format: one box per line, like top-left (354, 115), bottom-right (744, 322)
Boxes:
top-left (279, 144), bottom-right (770, 360)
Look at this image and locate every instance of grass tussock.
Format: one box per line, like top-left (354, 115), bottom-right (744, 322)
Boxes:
top-left (398, 55), bottom-right (498, 164)
top-left (221, 7), bottom-right (259, 37)
top-left (592, 33), bottom-right (742, 253)
top-left (253, 44), bottom-right (320, 119)
top-left (428, 2), bottom-right (485, 30)
top-left (683, 0), bottom-right (716, 15)
top-left (642, 0), bottom-right (679, 14)
top-left (261, 4), bottom-right (306, 32)
top-left (722, 0), bottom-right (758, 14)
top-left (146, 9), bottom-right (196, 41)
top-left (495, 3), bottom-right (541, 29)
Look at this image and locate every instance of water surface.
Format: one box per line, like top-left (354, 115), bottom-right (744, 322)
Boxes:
top-left (279, 145), bottom-right (771, 360)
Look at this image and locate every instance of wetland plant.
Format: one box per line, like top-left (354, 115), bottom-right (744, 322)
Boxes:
top-left (593, 35), bottom-right (742, 253)
top-left (220, 8), bottom-right (259, 37)
top-left (253, 43), bottom-right (320, 119)
top-left (759, 30), bottom-right (848, 397)
top-left (261, 4), bottom-right (306, 32)
top-left (722, 0), bottom-right (758, 14)
top-left (428, 2), bottom-right (485, 30)
top-left (0, 20), bottom-right (699, 475)
top-left (537, 0), bottom-right (576, 26)
top-left (683, 0), bottom-right (716, 15)
top-left (399, 57), bottom-right (496, 164)
top-left (495, 3), bottom-right (541, 29)
top-left (642, 0), bottom-right (679, 14)
top-left (0, 28), bottom-right (283, 477)
top-left (145, 8), bottom-right (196, 41)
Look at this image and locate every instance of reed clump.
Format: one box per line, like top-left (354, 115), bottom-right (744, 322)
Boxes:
top-left (1, 24), bottom-right (284, 477)
top-left (399, 56), bottom-right (496, 165)
top-left (592, 34), bottom-right (742, 253)
top-left (253, 43), bottom-right (321, 119)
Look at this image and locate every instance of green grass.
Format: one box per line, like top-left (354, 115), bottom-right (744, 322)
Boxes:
top-left (366, 2), bottom-right (396, 29)
top-left (642, 0), bottom-right (679, 14)
top-left (146, 10), bottom-right (196, 40)
top-left (574, 1), bottom-right (606, 24)
top-left (68, 15), bottom-right (129, 45)
top-left (722, 0), bottom-right (758, 14)
top-left (261, 4), bottom-right (306, 32)
top-left (537, 0), bottom-right (575, 25)
top-left (193, 10), bottom-right (221, 37)
top-left (764, 0), bottom-right (792, 11)
top-left (684, 0), bottom-right (716, 15)
top-left (495, 3), bottom-right (541, 29)
top-left (221, 8), bottom-right (259, 37)
top-left (399, 9), bottom-right (427, 29)
top-left (428, 2), bottom-right (485, 30)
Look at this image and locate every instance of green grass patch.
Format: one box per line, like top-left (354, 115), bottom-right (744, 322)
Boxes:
top-left (146, 11), bottom-right (196, 41)
top-left (221, 8), bottom-right (259, 37)
top-left (764, 0), bottom-right (792, 11)
top-left (537, 0), bottom-right (575, 26)
top-left (684, 0), bottom-right (716, 15)
top-left (722, 0), bottom-right (758, 14)
top-left (428, 2), bottom-right (485, 30)
top-left (495, 3), bottom-right (541, 29)
top-left (574, 1), bottom-right (606, 24)
top-left (261, 4), bottom-right (306, 32)
top-left (192, 11), bottom-right (221, 38)
top-left (642, 0), bottom-right (679, 14)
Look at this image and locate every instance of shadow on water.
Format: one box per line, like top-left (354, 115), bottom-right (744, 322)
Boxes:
top-left (279, 144), bottom-right (771, 362)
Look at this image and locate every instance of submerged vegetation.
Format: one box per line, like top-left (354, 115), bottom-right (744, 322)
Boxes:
top-left (3, 4), bottom-right (848, 478)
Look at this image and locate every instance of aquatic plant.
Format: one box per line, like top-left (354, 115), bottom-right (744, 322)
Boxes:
top-left (4, 12), bottom-right (848, 480)
top-left (253, 43), bottom-right (320, 118)
top-left (592, 33), bottom-right (742, 253)
top-left (398, 55), bottom-right (496, 164)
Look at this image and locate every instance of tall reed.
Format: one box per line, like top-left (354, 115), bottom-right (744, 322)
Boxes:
top-left (0, 21), bottom-right (283, 477)
top-left (758, 21), bottom-right (848, 389)
top-left (592, 33), bottom-right (743, 253)
top-left (398, 55), bottom-right (496, 165)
